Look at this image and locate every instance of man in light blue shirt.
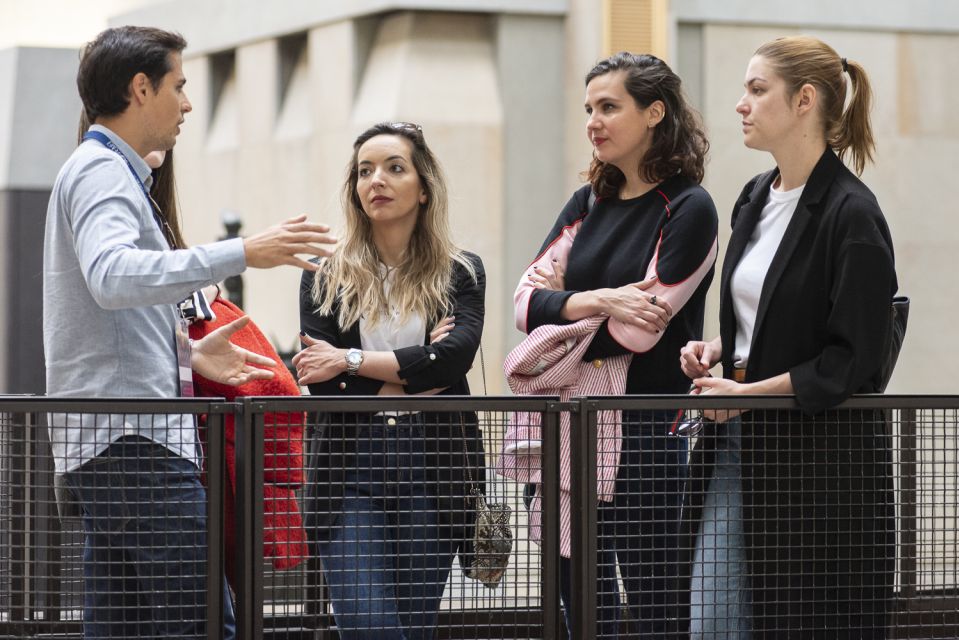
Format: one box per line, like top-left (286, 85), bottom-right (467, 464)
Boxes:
top-left (43, 26), bottom-right (335, 638)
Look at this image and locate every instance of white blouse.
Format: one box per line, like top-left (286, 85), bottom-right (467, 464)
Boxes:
top-left (359, 264), bottom-right (427, 353)
top-left (360, 264), bottom-right (426, 414)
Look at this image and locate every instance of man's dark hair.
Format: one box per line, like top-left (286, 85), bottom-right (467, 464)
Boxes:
top-left (77, 26), bottom-right (187, 122)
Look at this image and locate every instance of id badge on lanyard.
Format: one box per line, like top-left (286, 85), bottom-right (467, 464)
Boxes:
top-left (175, 313), bottom-right (195, 397)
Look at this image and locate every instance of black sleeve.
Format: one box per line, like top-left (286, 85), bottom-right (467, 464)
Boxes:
top-left (790, 195), bottom-right (897, 412)
top-left (523, 187), bottom-right (591, 332)
top-left (583, 187), bottom-right (719, 359)
top-left (394, 253), bottom-right (486, 394)
top-left (299, 267), bottom-right (385, 397)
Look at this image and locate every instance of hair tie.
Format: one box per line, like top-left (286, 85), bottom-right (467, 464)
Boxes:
top-left (841, 57), bottom-right (848, 73)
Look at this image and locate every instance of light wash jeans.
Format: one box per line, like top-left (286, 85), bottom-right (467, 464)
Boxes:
top-left (690, 417), bottom-right (752, 640)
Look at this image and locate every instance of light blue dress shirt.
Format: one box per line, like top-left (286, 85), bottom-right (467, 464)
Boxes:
top-left (43, 125), bottom-right (246, 473)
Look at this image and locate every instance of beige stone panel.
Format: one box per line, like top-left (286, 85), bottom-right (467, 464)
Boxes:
top-left (352, 12), bottom-right (502, 125)
top-left (175, 55), bottom-right (232, 249)
top-left (307, 19), bottom-right (370, 225)
top-left (237, 41), bottom-right (278, 145)
top-left (564, 0), bottom-right (604, 194)
top-left (251, 21), bottom-right (367, 345)
top-left (897, 33), bottom-right (959, 138)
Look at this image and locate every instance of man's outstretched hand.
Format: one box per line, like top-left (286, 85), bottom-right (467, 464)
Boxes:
top-left (191, 316), bottom-right (275, 386)
top-left (243, 215), bottom-right (337, 271)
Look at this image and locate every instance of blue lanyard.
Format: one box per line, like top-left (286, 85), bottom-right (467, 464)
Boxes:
top-left (82, 130), bottom-right (174, 248)
top-left (83, 130), bottom-right (152, 204)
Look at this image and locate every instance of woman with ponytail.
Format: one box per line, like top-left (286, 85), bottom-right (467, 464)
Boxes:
top-left (680, 36), bottom-right (897, 638)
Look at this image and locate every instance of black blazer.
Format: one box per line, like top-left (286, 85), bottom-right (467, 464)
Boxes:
top-left (690, 149), bottom-right (898, 637)
top-left (719, 149), bottom-right (897, 412)
top-left (299, 253), bottom-right (486, 546)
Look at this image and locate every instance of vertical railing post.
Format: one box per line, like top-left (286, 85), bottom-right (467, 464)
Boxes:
top-left (302, 414), bottom-right (332, 634)
top-left (9, 410), bottom-right (29, 632)
top-left (206, 406), bottom-right (227, 640)
top-left (541, 401), bottom-right (564, 639)
top-left (569, 398), bottom-right (598, 639)
top-left (234, 397), bottom-right (265, 640)
top-left (33, 411), bottom-right (64, 626)
top-left (899, 407), bottom-right (918, 601)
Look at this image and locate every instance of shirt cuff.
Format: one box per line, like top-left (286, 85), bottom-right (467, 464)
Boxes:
top-left (208, 237), bottom-right (247, 283)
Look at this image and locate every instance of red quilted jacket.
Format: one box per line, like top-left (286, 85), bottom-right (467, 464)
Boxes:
top-left (189, 297), bottom-right (308, 588)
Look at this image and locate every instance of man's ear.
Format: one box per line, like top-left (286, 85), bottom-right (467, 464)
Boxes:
top-left (129, 72), bottom-right (152, 106)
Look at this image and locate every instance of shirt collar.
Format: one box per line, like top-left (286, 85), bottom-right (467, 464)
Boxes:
top-left (87, 124), bottom-right (154, 187)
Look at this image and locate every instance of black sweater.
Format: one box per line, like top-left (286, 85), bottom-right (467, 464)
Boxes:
top-left (517, 175), bottom-right (718, 394)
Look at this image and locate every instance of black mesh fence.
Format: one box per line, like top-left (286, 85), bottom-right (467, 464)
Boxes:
top-left (1, 396), bottom-right (957, 639)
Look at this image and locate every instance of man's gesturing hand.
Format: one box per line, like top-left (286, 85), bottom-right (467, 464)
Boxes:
top-left (243, 215), bottom-right (337, 271)
top-left (191, 316), bottom-right (276, 386)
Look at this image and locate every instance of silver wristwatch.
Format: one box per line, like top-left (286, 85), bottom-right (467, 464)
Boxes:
top-left (345, 348), bottom-right (364, 376)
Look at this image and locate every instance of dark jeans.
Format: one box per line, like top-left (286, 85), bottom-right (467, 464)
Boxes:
top-left (63, 435), bottom-right (236, 640)
top-left (560, 410), bottom-right (688, 639)
top-left (319, 416), bottom-right (458, 640)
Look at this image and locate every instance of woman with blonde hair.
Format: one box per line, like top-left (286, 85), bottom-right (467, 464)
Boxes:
top-left (681, 36), bottom-right (897, 638)
top-left (296, 122), bottom-right (485, 639)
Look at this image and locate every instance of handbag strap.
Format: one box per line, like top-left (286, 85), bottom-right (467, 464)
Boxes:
top-left (479, 343), bottom-right (488, 395)
top-left (470, 342), bottom-right (487, 489)
top-left (459, 416), bottom-right (478, 493)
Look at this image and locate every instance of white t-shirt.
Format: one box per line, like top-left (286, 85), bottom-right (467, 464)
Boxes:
top-left (730, 180), bottom-right (805, 367)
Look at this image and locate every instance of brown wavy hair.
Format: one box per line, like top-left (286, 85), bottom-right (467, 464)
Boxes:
top-left (755, 36), bottom-right (875, 175)
top-left (584, 52), bottom-right (709, 197)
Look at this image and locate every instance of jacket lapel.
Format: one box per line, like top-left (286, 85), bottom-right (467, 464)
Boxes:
top-left (721, 172), bottom-right (777, 299)
top-left (748, 150), bottom-right (841, 366)
top-left (720, 171), bottom-right (777, 351)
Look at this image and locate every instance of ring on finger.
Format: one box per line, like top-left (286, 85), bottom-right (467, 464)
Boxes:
top-left (650, 295), bottom-right (657, 306)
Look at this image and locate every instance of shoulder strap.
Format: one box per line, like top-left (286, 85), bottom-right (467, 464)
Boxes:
top-left (587, 189), bottom-right (597, 213)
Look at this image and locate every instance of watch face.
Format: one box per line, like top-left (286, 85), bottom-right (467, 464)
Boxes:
top-left (347, 350), bottom-right (363, 366)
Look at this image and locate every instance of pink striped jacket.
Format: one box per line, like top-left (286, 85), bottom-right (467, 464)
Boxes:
top-left (497, 315), bottom-right (630, 558)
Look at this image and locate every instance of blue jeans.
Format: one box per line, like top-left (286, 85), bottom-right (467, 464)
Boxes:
top-left (560, 410), bottom-right (688, 639)
top-left (63, 435), bottom-right (236, 640)
top-left (319, 417), bottom-right (458, 640)
top-left (690, 417), bottom-right (752, 639)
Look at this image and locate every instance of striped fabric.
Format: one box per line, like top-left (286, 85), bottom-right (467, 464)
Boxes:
top-left (497, 316), bottom-right (630, 557)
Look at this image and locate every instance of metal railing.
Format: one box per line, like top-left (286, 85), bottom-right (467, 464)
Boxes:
top-left (1, 395), bottom-right (957, 639)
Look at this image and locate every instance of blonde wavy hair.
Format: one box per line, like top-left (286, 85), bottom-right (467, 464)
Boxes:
top-left (312, 122), bottom-right (476, 330)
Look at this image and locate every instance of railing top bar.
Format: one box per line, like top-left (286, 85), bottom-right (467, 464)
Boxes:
top-left (582, 394), bottom-right (959, 411)
top-left (2, 394), bottom-right (956, 415)
top-left (246, 395), bottom-right (562, 412)
top-left (0, 396), bottom-right (232, 414)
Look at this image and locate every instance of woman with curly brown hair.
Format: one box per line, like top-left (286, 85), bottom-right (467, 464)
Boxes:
top-left (515, 52), bottom-right (718, 638)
